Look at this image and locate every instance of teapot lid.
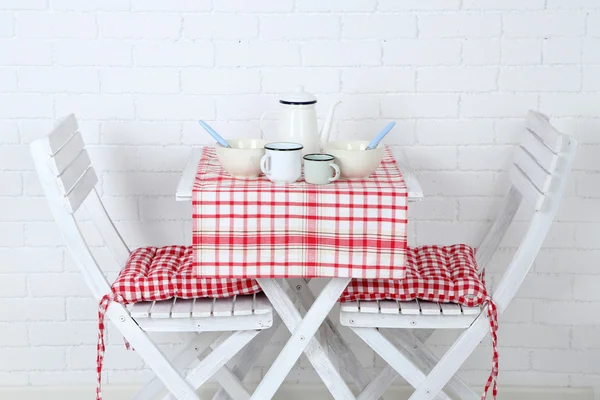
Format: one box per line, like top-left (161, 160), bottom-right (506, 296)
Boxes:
top-left (280, 85), bottom-right (317, 105)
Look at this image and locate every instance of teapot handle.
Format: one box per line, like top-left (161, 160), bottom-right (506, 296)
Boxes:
top-left (260, 110), bottom-right (279, 141)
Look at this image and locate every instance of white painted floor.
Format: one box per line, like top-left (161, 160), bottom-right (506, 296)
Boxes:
top-left (1, 384), bottom-right (595, 400)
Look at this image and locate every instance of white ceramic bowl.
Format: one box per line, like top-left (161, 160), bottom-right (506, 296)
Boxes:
top-left (323, 140), bottom-right (384, 179)
top-left (215, 138), bottom-right (267, 179)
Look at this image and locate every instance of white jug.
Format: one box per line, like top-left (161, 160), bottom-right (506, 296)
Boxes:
top-left (260, 86), bottom-right (340, 155)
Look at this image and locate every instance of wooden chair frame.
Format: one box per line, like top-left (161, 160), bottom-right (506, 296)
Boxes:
top-left (30, 114), bottom-right (275, 400)
top-left (339, 111), bottom-right (578, 400)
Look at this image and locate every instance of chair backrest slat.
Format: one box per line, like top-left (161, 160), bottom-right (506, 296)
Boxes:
top-left (31, 114), bottom-right (130, 299)
top-left (509, 164), bottom-right (545, 211)
top-left (526, 110), bottom-right (564, 153)
top-left (36, 114), bottom-right (97, 215)
top-left (521, 128), bottom-right (559, 174)
top-left (478, 111), bottom-right (576, 270)
top-left (64, 166), bottom-right (99, 214)
top-left (508, 111), bottom-right (569, 212)
top-left (475, 110), bottom-right (577, 313)
top-left (58, 149), bottom-right (93, 194)
top-left (50, 132), bottom-right (86, 175)
top-left (513, 146), bottom-right (553, 194)
top-left (494, 135), bottom-right (577, 312)
top-left (48, 114), bottom-right (79, 155)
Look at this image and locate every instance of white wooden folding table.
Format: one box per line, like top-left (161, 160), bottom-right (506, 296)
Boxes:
top-left (177, 147), bottom-right (423, 399)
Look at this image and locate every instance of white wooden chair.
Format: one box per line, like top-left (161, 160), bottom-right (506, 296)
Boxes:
top-left (30, 114), bottom-right (276, 400)
top-left (339, 111), bottom-right (577, 400)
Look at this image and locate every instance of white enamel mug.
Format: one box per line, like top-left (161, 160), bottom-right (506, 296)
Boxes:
top-left (260, 142), bottom-right (303, 184)
top-left (303, 153), bottom-right (341, 185)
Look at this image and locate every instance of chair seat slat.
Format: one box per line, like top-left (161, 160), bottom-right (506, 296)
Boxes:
top-left (346, 300), bottom-right (470, 316)
top-left (460, 305), bottom-right (481, 315)
top-left (171, 298), bottom-right (194, 318)
top-left (150, 299), bottom-right (175, 318)
top-left (192, 298), bottom-right (214, 317)
top-left (253, 293), bottom-right (273, 315)
top-left (379, 300), bottom-right (400, 314)
top-left (419, 301), bottom-right (442, 315)
top-left (233, 295), bottom-right (254, 316)
top-left (440, 303), bottom-right (462, 315)
top-left (360, 300), bottom-right (380, 313)
top-left (340, 300), bottom-right (360, 313)
top-left (399, 301), bottom-right (420, 315)
top-left (213, 297), bottom-right (234, 317)
top-left (130, 301), bottom-right (153, 318)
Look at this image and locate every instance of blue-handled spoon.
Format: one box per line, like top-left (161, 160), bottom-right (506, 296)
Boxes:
top-left (366, 121), bottom-right (396, 150)
top-left (199, 120), bottom-right (231, 148)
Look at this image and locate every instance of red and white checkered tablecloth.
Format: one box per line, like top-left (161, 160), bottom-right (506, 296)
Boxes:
top-left (192, 146), bottom-right (408, 279)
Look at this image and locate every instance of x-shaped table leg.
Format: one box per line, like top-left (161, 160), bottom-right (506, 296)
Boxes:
top-left (285, 278), bottom-right (375, 393)
top-left (212, 315), bottom-right (283, 400)
top-left (253, 278), bottom-right (355, 400)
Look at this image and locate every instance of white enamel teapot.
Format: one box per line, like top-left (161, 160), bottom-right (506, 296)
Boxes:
top-left (260, 86), bottom-right (340, 155)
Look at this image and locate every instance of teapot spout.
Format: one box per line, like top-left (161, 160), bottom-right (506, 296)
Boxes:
top-left (320, 100), bottom-right (341, 146)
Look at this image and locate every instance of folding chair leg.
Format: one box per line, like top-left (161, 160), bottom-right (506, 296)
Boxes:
top-left (212, 316), bottom-right (283, 400)
top-left (254, 278), bottom-right (355, 400)
top-left (183, 330), bottom-right (260, 393)
top-left (409, 316), bottom-right (490, 400)
top-left (107, 304), bottom-right (200, 400)
top-left (134, 332), bottom-right (222, 400)
top-left (210, 323), bottom-right (289, 400)
top-left (357, 365), bottom-right (397, 400)
top-left (212, 365), bottom-right (251, 400)
top-left (160, 332), bottom-right (255, 400)
top-left (138, 322), bottom-right (277, 400)
top-left (390, 331), bottom-right (479, 400)
top-left (286, 278), bottom-right (373, 392)
top-left (351, 327), bottom-right (451, 400)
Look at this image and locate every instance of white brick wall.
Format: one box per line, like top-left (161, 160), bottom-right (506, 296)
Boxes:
top-left (1, 0), bottom-right (599, 391)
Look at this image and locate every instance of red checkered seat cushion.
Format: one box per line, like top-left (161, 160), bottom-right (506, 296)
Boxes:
top-left (111, 245), bottom-right (262, 303)
top-left (340, 244), bottom-right (487, 306)
top-left (341, 245), bottom-right (499, 399)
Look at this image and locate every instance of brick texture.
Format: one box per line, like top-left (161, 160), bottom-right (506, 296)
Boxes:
top-left (1, 0), bottom-right (598, 391)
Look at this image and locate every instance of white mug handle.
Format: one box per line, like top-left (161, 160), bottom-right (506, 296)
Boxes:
top-left (260, 154), bottom-right (271, 176)
top-left (329, 162), bottom-right (341, 182)
top-left (259, 110), bottom-right (279, 141)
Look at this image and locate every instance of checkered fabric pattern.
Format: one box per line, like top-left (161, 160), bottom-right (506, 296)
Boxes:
top-left (96, 245), bottom-right (261, 400)
top-left (113, 245), bottom-right (262, 301)
top-left (340, 244), bottom-right (499, 400)
top-left (192, 146), bottom-right (408, 279)
top-left (339, 244), bottom-right (486, 304)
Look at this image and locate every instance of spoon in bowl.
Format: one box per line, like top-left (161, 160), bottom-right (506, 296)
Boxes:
top-left (199, 120), bottom-right (231, 148)
top-left (366, 121), bottom-right (396, 150)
